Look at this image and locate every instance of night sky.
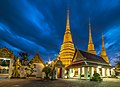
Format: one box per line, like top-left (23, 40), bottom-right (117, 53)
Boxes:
top-left (0, 0), bottom-right (120, 65)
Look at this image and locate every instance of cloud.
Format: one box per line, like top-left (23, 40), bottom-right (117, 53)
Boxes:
top-left (0, 0), bottom-right (120, 64)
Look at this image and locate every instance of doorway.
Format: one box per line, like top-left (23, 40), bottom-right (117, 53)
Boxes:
top-left (57, 68), bottom-right (62, 78)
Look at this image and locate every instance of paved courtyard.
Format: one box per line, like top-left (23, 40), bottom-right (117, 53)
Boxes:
top-left (0, 78), bottom-right (120, 87)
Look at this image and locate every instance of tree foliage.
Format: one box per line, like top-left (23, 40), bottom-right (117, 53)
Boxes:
top-left (42, 66), bottom-right (51, 80)
top-left (90, 73), bottom-right (102, 82)
top-left (116, 61), bottom-right (120, 68)
top-left (19, 52), bottom-right (29, 65)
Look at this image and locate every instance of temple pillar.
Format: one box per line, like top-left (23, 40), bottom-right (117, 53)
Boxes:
top-left (62, 67), bottom-right (65, 78)
top-left (84, 67), bottom-right (88, 79)
top-left (69, 69), bottom-right (71, 78)
top-left (102, 68), bottom-right (105, 77)
top-left (80, 68), bottom-right (82, 79)
top-left (111, 68), bottom-right (115, 75)
top-left (96, 68), bottom-right (100, 74)
top-left (107, 68), bottom-right (110, 77)
top-left (82, 67), bottom-right (84, 75)
top-left (69, 68), bottom-right (74, 78)
top-left (78, 68), bottom-right (80, 78)
top-left (90, 67), bottom-right (94, 78)
top-left (55, 67), bottom-right (58, 79)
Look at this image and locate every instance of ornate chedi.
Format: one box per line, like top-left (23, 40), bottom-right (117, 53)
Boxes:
top-left (87, 18), bottom-right (96, 55)
top-left (59, 9), bottom-right (75, 67)
top-left (100, 33), bottom-right (109, 63)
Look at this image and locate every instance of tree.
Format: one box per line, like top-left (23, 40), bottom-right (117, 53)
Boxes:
top-left (90, 73), bottom-right (102, 82)
top-left (19, 52), bottom-right (29, 65)
top-left (116, 61), bottom-right (120, 67)
top-left (42, 66), bottom-right (51, 80)
top-left (115, 60), bottom-right (120, 76)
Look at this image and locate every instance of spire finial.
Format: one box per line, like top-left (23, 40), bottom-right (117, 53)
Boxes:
top-left (88, 17), bottom-right (93, 44)
top-left (66, 8), bottom-right (70, 31)
top-left (102, 32), bottom-right (105, 49)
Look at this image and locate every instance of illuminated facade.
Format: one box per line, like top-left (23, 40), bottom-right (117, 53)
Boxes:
top-left (30, 53), bottom-right (44, 78)
top-left (64, 19), bottom-right (114, 80)
top-left (87, 18), bottom-right (96, 55)
top-left (0, 47), bottom-right (14, 76)
top-left (52, 10), bottom-right (114, 79)
top-left (30, 52), bottom-right (44, 64)
top-left (0, 47), bottom-right (14, 59)
top-left (67, 49), bottom-right (114, 79)
top-left (59, 9), bottom-right (75, 67)
top-left (100, 33), bottom-right (109, 63)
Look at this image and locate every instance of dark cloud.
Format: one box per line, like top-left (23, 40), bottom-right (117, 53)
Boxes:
top-left (0, 0), bottom-right (120, 65)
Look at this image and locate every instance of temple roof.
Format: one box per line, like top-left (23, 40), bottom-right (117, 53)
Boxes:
top-left (68, 49), bottom-right (110, 68)
top-left (68, 61), bottom-right (111, 68)
top-left (30, 53), bottom-right (44, 64)
top-left (79, 50), bottom-right (108, 64)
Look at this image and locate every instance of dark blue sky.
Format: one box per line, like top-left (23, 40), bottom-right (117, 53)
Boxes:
top-left (0, 0), bottom-right (120, 65)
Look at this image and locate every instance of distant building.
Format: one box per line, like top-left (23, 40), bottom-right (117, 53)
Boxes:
top-left (30, 52), bottom-right (45, 78)
top-left (0, 47), bottom-right (14, 76)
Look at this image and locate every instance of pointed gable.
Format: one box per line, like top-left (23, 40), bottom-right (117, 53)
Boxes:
top-left (30, 53), bottom-right (44, 64)
top-left (72, 49), bottom-right (85, 62)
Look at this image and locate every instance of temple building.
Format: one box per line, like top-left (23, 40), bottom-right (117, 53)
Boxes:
top-left (65, 19), bottom-right (115, 79)
top-left (52, 9), bottom-right (115, 79)
top-left (0, 47), bottom-right (14, 75)
top-left (59, 9), bottom-right (75, 67)
top-left (30, 53), bottom-right (45, 78)
top-left (0, 47), bottom-right (14, 59)
top-left (30, 52), bottom-right (44, 64)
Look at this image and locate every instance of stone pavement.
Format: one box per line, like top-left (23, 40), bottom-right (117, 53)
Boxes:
top-left (0, 78), bottom-right (120, 87)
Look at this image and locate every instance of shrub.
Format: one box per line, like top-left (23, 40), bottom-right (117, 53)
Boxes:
top-left (42, 66), bottom-right (51, 80)
top-left (90, 73), bottom-right (102, 82)
top-left (110, 75), bottom-right (116, 78)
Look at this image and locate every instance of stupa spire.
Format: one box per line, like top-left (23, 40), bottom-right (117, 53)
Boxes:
top-left (102, 33), bottom-right (105, 49)
top-left (59, 8), bottom-right (75, 67)
top-left (87, 17), bottom-right (96, 55)
top-left (88, 17), bottom-right (93, 44)
top-left (63, 8), bottom-right (73, 43)
top-left (100, 33), bottom-right (109, 63)
top-left (66, 8), bottom-right (70, 31)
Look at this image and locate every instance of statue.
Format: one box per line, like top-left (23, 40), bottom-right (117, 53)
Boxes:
top-left (12, 58), bottom-right (21, 78)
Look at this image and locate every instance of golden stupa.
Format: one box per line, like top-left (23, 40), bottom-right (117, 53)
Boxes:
top-left (87, 18), bottom-right (96, 55)
top-left (100, 33), bottom-right (109, 63)
top-left (59, 9), bottom-right (75, 67)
